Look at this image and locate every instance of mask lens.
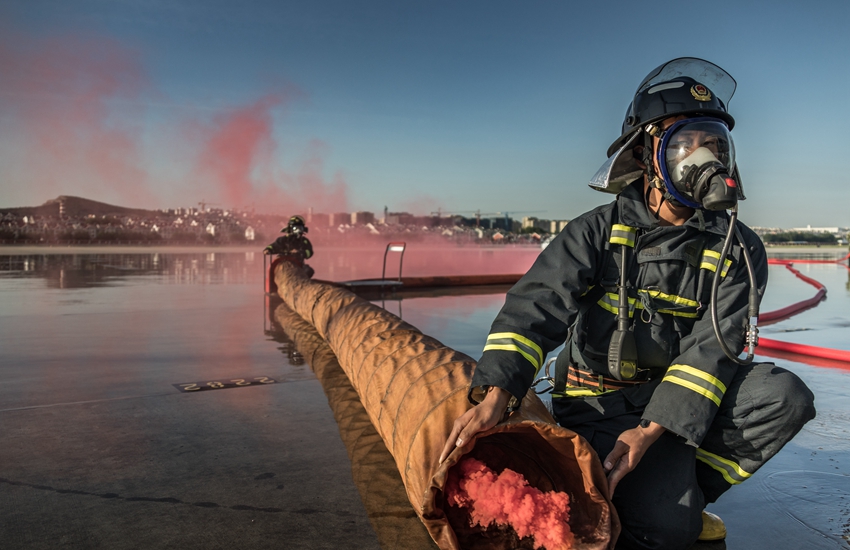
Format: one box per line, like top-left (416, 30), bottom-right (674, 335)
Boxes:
top-left (664, 120), bottom-right (734, 190)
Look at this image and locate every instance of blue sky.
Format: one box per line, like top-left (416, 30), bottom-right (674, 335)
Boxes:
top-left (1, 0), bottom-right (848, 228)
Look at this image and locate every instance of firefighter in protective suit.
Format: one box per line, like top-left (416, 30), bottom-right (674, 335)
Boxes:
top-left (440, 58), bottom-right (815, 549)
top-left (264, 215), bottom-right (314, 278)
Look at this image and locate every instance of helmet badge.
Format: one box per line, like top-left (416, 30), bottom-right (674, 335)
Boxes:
top-left (690, 84), bottom-right (712, 102)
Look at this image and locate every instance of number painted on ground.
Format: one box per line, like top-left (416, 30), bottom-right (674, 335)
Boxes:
top-left (173, 377), bottom-right (278, 393)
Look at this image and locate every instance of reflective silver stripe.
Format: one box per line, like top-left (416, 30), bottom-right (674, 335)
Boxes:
top-left (700, 250), bottom-right (732, 278)
top-left (610, 224), bottom-right (637, 247)
top-left (662, 365), bottom-right (726, 406)
top-left (696, 448), bottom-right (752, 485)
top-left (484, 332), bottom-right (543, 372)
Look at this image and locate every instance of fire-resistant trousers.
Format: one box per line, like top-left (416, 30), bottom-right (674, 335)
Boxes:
top-left (552, 362), bottom-right (816, 550)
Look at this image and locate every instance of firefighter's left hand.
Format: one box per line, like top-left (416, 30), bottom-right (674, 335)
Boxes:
top-left (603, 420), bottom-right (665, 499)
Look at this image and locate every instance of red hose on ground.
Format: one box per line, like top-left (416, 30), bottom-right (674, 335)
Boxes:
top-left (766, 251), bottom-right (850, 264)
top-left (757, 338), bottom-right (850, 363)
top-left (756, 254), bottom-right (850, 364)
top-left (760, 262), bottom-right (827, 325)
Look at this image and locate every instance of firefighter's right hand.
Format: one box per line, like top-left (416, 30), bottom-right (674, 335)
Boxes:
top-left (263, 249), bottom-right (270, 255)
top-left (439, 386), bottom-right (511, 464)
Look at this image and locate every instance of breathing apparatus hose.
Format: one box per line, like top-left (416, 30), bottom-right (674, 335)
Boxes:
top-left (710, 206), bottom-right (760, 365)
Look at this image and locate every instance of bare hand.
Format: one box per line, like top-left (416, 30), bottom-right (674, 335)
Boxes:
top-left (603, 421), bottom-right (665, 499)
top-left (438, 387), bottom-right (511, 464)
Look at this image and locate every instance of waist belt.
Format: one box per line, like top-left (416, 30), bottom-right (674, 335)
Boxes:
top-left (552, 339), bottom-right (652, 397)
top-left (566, 363), bottom-right (649, 391)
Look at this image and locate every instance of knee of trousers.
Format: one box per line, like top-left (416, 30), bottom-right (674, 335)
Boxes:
top-left (757, 364), bottom-right (817, 429)
top-left (616, 502), bottom-right (703, 550)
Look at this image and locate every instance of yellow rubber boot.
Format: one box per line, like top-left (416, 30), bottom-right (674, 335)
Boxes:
top-left (698, 510), bottom-right (727, 541)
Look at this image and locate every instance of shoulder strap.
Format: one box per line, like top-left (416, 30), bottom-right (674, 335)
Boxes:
top-left (553, 203), bottom-right (629, 393)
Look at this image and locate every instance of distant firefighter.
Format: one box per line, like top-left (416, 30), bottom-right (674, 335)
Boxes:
top-left (264, 215), bottom-right (314, 278)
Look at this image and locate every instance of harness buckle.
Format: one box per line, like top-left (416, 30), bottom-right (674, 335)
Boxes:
top-left (532, 357), bottom-right (558, 394)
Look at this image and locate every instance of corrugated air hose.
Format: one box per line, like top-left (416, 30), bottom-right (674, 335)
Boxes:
top-left (273, 260), bottom-right (618, 550)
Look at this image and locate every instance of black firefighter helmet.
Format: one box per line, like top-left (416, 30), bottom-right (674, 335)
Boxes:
top-left (283, 215), bottom-right (308, 234)
top-left (589, 57), bottom-right (745, 208)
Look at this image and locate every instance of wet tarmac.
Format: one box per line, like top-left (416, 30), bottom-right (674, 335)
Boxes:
top-left (1, 247), bottom-right (849, 549)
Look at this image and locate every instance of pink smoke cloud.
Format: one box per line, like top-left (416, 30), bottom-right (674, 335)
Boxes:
top-left (1, 31), bottom-right (350, 214)
top-left (0, 32), bottom-right (155, 206)
top-left (188, 96), bottom-right (350, 215)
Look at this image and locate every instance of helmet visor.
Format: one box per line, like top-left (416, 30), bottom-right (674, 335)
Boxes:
top-left (637, 57), bottom-right (736, 105)
top-left (659, 118), bottom-right (735, 207)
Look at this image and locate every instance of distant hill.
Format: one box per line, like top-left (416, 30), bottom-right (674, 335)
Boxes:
top-left (0, 196), bottom-right (157, 218)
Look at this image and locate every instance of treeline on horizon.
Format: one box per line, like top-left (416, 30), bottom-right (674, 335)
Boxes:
top-left (762, 231), bottom-right (838, 244)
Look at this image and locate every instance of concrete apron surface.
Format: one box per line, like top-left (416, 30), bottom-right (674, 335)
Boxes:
top-left (5, 249), bottom-right (849, 549)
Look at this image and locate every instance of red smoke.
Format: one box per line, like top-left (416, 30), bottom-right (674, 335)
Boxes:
top-left (446, 457), bottom-right (574, 550)
top-left (1, 31), bottom-right (350, 214)
top-left (0, 32), bottom-right (154, 206)
top-left (195, 95), bottom-right (284, 207)
top-left (188, 95), bottom-right (350, 214)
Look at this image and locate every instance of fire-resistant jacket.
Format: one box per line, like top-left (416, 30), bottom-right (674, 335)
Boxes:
top-left (265, 233), bottom-right (313, 260)
top-left (470, 179), bottom-right (768, 446)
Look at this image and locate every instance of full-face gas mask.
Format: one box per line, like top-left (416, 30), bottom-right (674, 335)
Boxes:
top-left (654, 117), bottom-right (739, 211)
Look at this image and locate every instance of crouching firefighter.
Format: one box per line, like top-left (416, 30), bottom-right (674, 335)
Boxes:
top-left (440, 58), bottom-right (815, 549)
top-left (264, 215), bottom-right (315, 279)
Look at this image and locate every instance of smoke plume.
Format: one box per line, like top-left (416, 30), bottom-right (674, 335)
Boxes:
top-left (0, 32), bottom-right (154, 206)
top-left (1, 31), bottom-right (350, 215)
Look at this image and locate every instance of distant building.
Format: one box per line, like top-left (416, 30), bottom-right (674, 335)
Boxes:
top-left (351, 211), bottom-right (375, 225)
top-left (791, 225), bottom-right (840, 234)
top-left (245, 226), bottom-right (255, 241)
top-left (329, 212), bottom-right (350, 226)
top-left (521, 216), bottom-right (540, 230)
top-left (310, 213), bottom-right (329, 227)
top-left (489, 216), bottom-right (517, 232)
top-left (206, 223), bottom-right (216, 236)
top-left (550, 220), bottom-right (569, 233)
top-left (385, 212), bottom-right (414, 225)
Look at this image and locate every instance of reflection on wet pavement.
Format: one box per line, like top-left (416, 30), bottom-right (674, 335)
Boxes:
top-left (762, 471), bottom-right (850, 544)
top-left (1, 249), bottom-right (849, 549)
top-left (271, 302), bottom-right (435, 549)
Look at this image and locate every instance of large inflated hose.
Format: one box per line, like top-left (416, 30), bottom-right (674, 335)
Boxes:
top-left (273, 260), bottom-right (618, 550)
top-left (273, 303), bottom-right (435, 549)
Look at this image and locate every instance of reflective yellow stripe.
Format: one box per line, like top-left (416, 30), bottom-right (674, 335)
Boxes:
top-left (701, 250), bottom-right (732, 277)
top-left (598, 292), bottom-right (636, 316)
top-left (609, 224), bottom-right (637, 247)
top-left (696, 448), bottom-right (752, 485)
top-left (663, 365), bottom-right (726, 407)
top-left (487, 332), bottom-right (543, 366)
top-left (654, 308), bottom-right (698, 318)
top-left (638, 289), bottom-right (700, 308)
top-left (551, 386), bottom-right (618, 398)
top-left (663, 377), bottom-right (722, 406)
top-left (667, 365), bottom-right (727, 394)
top-left (598, 292), bottom-right (699, 318)
top-left (482, 344), bottom-right (539, 370)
